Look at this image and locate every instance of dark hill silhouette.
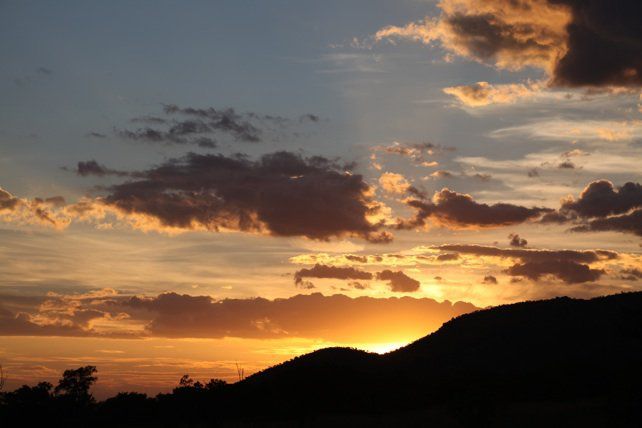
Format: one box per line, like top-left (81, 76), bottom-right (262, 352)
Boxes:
top-left (2, 292), bottom-right (641, 427)
top-left (231, 292), bottom-right (642, 424)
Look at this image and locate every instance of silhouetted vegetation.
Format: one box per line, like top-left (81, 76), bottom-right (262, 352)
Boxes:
top-left (1, 292), bottom-right (641, 427)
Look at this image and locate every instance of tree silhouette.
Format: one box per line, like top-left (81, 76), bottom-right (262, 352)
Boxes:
top-left (178, 374), bottom-right (194, 387)
top-left (54, 365), bottom-right (97, 404)
top-left (0, 365), bottom-right (5, 392)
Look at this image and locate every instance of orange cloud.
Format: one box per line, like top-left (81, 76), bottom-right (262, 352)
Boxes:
top-left (376, 0), bottom-right (571, 73)
top-left (443, 81), bottom-right (544, 107)
top-left (379, 172), bottom-right (411, 194)
top-left (376, 0), bottom-right (642, 88)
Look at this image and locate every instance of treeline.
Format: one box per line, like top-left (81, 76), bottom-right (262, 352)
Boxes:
top-left (0, 366), bottom-right (233, 427)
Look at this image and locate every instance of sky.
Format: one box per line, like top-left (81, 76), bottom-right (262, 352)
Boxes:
top-left (1, 0), bottom-right (641, 397)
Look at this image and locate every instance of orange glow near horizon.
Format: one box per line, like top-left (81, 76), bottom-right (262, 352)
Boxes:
top-left (0, 334), bottom-right (422, 399)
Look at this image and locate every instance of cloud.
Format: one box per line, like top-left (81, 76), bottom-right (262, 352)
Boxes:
top-left (0, 288), bottom-right (478, 342)
top-left (436, 253), bottom-right (459, 261)
top-left (443, 81), bottom-right (543, 107)
top-left (376, 0), bottom-right (570, 72)
top-left (379, 172), bottom-right (411, 194)
top-left (434, 243), bottom-right (616, 284)
top-left (114, 104), bottom-right (322, 148)
top-left (620, 268), bottom-right (642, 281)
top-left (0, 187), bottom-right (69, 229)
top-left (557, 160), bottom-right (576, 169)
top-left (376, 270), bottom-right (421, 292)
top-left (96, 151), bottom-right (391, 242)
top-left (73, 160), bottom-right (130, 177)
top-left (551, 180), bottom-right (642, 237)
top-left (373, 141), bottom-right (453, 159)
top-left (375, 0), bottom-right (642, 87)
top-left (293, 264), bottom-right (421, 293)
top-left (434, 244), bottom-right (617, 264)
top-left (491, 119), bottom-right (642, 142)
top-left (509, 233), bottom-right (528, 248)
top-left (86, 132), bottom-right (107, 139)
top-left (99, 292), bottom-right (477, 342)
top-left (2, 150), bottom-right (393, 243)
top-left (561, 180), bottom-right (642, 219)
top-left (0, 288), bottom-right (129, 337)
top-left (294, 264), bottom-right (373, 287)
top-left (429, 170), bottom-right (455, 179)
top-left (117, 128), bottom-right (218, 148)
top-left (370, 142), bottom-right (454, 170)
top-left (571, 210), bottom-right (642, 237)
top-left (398, 188), bottom-right (551, 230)
top-left (505, 260), bottom-right (605, 283)
top-left (482, 275), bottom-right (498, 284)
top-left (0, 305), bottom-right (89, 336)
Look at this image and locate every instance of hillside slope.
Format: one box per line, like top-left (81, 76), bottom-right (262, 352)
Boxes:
top-left (231, 292), bottom-right (642, 425)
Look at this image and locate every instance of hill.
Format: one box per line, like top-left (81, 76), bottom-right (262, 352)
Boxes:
top-left (231, 292), bottom-right (642, 426)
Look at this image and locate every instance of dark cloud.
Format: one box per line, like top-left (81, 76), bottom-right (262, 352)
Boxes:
top-left (509, 233), bottom-right (528, 248)
top-left (435, 244), bottom-right (616, 284)
top-left (558, 160), bottom-right (576, 169)
top-left (528, 168), bottom-right (540, 178)
top-left (345, 255), bottom-right (368, 263)
top-left (378, 0), bottom-right (642, 87)
top-left (398, 189), bottom-right (551, 230)
top-left (96, 151), bottom-right (390, 242)
top-left (571, 210), bottom-right (642, 237)
top-left (293, 264), bottom-right (421, 293)
top-left (376, 270), bottom-right (421, 292)
top-left (434, 244), bottom-right (617, 264)
top-left (114, 292), bottom-right (477, 342)
top-left (505, 260), bottom-right (605, 283)
top-left (436, 253), bottom-right (459, 261)
top-left (0, 305), bottom-right (88, 336)
top-left (74, 160), bottom-right (130, 177)
top-left (561, 181), bottom-right (642, 219)
top-left (546, 180), bottom-right (642, 237)
top-left (294, 264), bottom-right (373, 287)
top-left (0, 290), bottom-right (479, 342)
top-left (161, 104), bottom-right (261, 142)
top-left (551, 0), bottom-right (642, 87)
top-left (0, 290), bottom-right (129, 338)
top-left (117, 128), bottom-right (218, 148)
top-left (482, 275), bottom-right (498, 284)
top-left (113, 104), bottom-right (322, 148)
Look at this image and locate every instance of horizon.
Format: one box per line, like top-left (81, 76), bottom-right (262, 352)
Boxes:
top-left (1, 0), bottom-right (641, 399)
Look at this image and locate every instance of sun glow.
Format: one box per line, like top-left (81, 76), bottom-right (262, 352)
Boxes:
top-left (359, 341), bottom-right (410, 354)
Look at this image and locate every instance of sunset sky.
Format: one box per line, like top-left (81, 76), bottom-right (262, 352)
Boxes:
top-left (1, 0), bottom-right (641, 397)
